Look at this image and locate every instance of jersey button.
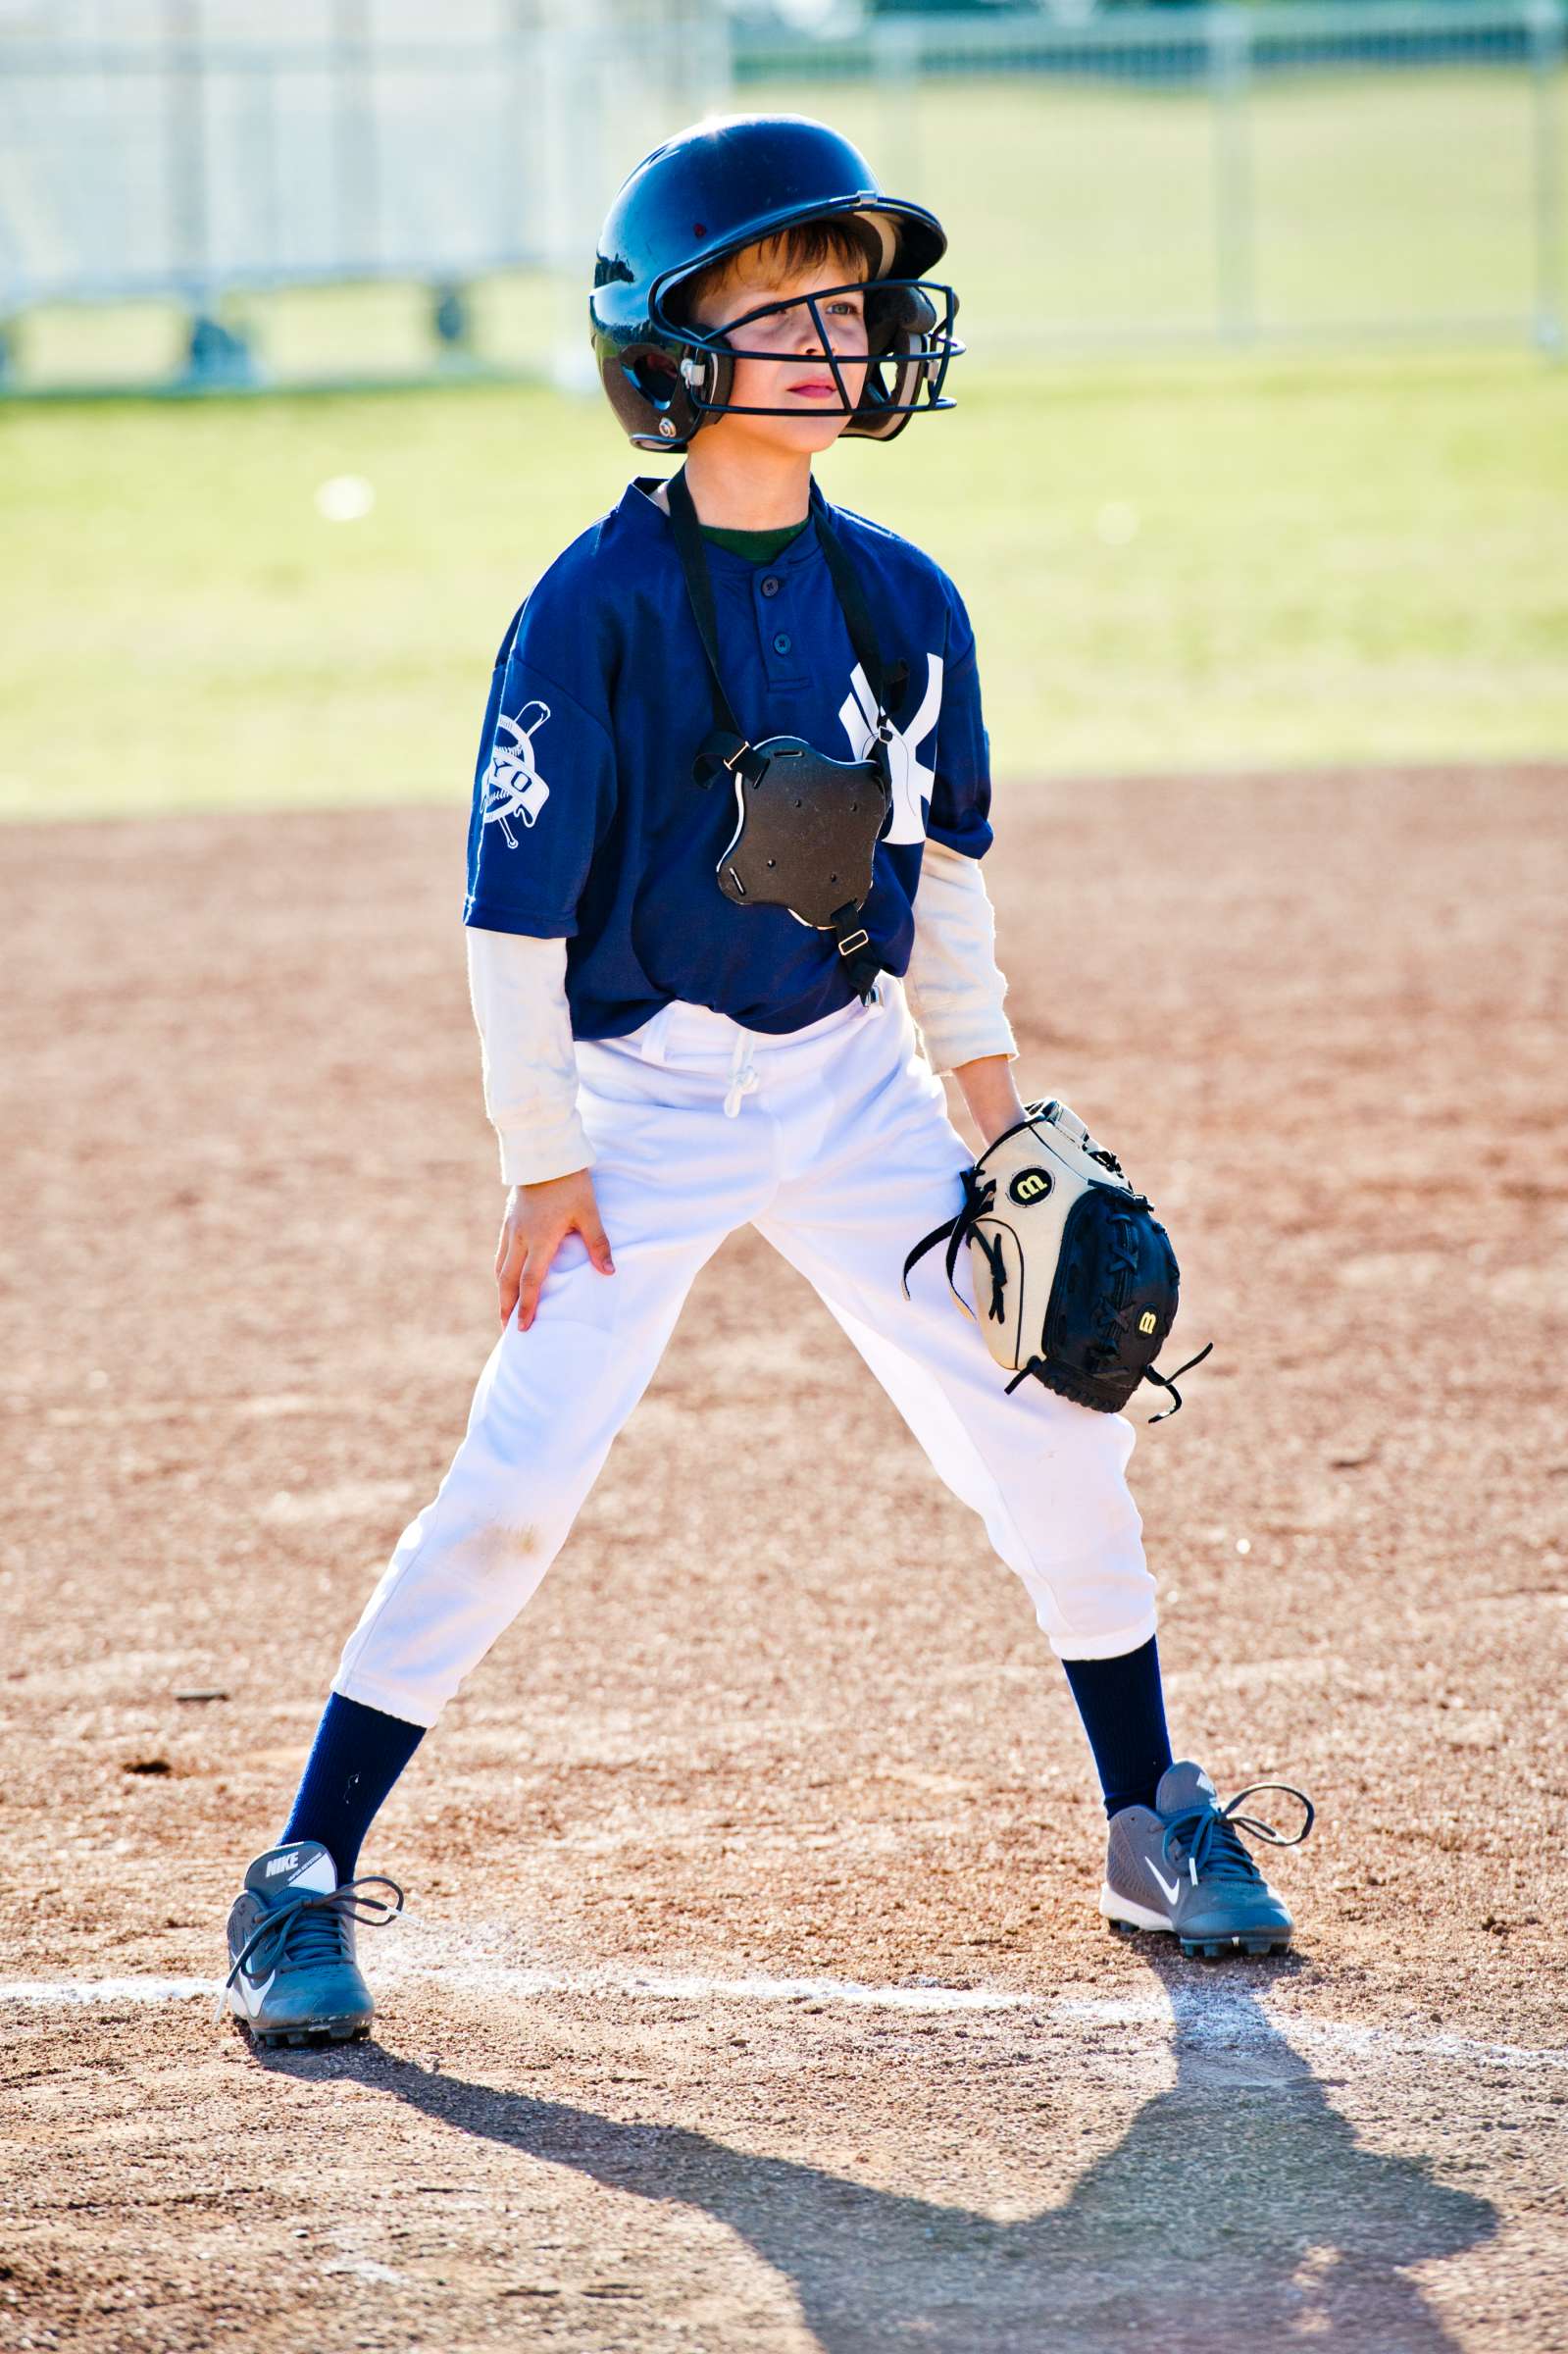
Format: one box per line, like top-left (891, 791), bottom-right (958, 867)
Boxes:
top-left (760, 575), bottom-right (781, 597)
top-left (772, 631), bottom-right (792, 655)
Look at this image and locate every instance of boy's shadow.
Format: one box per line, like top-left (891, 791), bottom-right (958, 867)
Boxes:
top-left (313, 1947), bottom-right (1496, 2352)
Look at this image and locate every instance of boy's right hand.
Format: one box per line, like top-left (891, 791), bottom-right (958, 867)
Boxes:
top-left (496, 1169), bottom-right (615, 1332)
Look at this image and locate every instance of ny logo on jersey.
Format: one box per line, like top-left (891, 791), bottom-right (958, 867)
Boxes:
top-left (481, 701), bottom-right (552, 847)
top-left (838, 654), bottom-right (943, 847)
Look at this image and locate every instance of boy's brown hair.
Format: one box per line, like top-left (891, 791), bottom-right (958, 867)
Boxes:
top-left (674, 217), bottom-right (885, 327)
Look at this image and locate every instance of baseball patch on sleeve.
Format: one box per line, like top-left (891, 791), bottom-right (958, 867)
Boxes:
top-left (481, 699), bottom-right (552, 847)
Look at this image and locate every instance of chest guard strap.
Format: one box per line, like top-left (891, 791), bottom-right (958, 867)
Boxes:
top-left (667, 470), bottom-right (898, 999)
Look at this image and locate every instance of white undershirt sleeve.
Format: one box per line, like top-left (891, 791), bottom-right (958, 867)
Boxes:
top-left (465, 928), bottom-right (594, 1187)
top-left (903, 841), bottom-right (1018, 1076)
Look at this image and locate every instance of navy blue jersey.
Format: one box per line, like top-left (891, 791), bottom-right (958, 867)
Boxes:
top-left (463, 477), bottom-right (992, 1040)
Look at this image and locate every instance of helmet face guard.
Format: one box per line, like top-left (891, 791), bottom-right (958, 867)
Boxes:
top-left (621, 279), bottom-right (961, 449)
top-left (590, 115), bottom-right (963, 454)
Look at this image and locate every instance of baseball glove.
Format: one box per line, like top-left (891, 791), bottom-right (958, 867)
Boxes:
top-left (902, 1100), bottom-right (1212, 1419)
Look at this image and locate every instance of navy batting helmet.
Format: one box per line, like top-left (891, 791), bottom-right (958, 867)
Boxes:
top-left (590, 114), bottom-right (962, 452)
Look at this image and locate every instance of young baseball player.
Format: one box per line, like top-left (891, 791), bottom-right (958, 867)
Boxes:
top-left (221, 116), bottom-right (1312, 2045)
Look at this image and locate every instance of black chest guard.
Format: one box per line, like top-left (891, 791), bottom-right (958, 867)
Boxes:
top-left (715, 733), bottom-right (890, 934)
top-left (666, 470), bottom-right (899, 999)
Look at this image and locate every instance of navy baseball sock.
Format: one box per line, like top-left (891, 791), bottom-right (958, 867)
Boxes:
top-left (1060, 1636), bottom-right (1174, 1820)
top-left (279, 1693), bottom-right (426, 1884)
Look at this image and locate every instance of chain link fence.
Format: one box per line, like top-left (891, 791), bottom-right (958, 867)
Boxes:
top-left (0, 0), bottom-right (1562, 390)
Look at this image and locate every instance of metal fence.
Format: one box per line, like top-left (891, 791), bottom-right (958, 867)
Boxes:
top-left (737, 1), bottom-right (1568, 359)
top-left (0, 0), bottom-right (729, 386)
top-left (0, 0), bottom-right (1562, 391)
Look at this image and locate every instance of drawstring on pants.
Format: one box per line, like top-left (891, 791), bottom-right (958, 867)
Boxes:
top-left (724, 1032), bottom-right (760, 1119)
top-left (621, 996), bottom-right (876, 1117)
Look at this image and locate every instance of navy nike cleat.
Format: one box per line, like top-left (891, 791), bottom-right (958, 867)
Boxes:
top-left (1099, 1761), bottom-right (1315, 1960)
top-left (219, 1840), bottom-right (404, 2047)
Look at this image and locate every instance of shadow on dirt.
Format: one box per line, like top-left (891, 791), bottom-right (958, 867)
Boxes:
top-left (310, 1950), bottom-right (1498, 2352)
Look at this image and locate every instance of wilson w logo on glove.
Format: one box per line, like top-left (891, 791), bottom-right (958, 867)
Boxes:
top-left (901, 1100), bottom-right (1213, 1420)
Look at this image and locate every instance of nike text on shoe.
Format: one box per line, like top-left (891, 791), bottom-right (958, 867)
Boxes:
top-left (1098, 1762), bottom-right (1314, 1960)
top-left (218, 1839), bottom-right (404, 2048)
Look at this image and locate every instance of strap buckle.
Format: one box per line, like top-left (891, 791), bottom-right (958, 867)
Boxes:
top-left (836, 928), bottom-right (871, 959)
top-left (723, 740), bottom-right (753, 773)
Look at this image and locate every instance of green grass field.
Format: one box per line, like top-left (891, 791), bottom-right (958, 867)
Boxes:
top-left (2, 347), bottom-right (1563, 822)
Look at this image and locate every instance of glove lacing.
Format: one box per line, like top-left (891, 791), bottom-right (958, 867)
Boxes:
top-left (903, 1167), bottom-right (1213, 1419)
top-left (901, 1164), bottom-right (996, 1319)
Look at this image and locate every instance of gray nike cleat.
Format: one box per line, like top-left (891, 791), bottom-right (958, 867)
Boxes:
top-left (1099, 1761), bottom-right (1315, 1960)
top-left (219, 1840), bottom-right (404, 2047)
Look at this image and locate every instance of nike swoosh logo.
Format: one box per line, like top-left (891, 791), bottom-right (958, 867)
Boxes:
top-left (1145, 1860), bottom-right (1183, 1906)
top-left (235, 1968), bottom-right (276, 2016)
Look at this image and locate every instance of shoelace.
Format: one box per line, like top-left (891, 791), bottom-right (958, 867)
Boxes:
top-left (1161, 1781), bottom-right (1316, 1889)
top-left (215, 1873), bottom-right (404, 2023)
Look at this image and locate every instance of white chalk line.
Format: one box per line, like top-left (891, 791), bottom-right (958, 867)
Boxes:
top-left (0, 1968), bottom-right (1026, 2017)
top-left (1, 1976), bottom-right (219, 2007)
top-left (1, 1962), bottom-right (1565, 2071)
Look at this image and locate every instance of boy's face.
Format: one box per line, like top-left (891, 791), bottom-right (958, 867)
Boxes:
top-left (689, 246), bottom-right (871, 456)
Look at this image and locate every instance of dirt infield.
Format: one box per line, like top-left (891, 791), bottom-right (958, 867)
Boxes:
top-left (3, 768), bottom-right (1565, 2352)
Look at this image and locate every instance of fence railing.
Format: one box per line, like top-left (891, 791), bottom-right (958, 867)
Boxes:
top-left (735, 1), bottom-right (1568, 359)
top-left (0, 0), bottom-right (729, 384)
top-left (0, 1), bottom-right (1562, 390)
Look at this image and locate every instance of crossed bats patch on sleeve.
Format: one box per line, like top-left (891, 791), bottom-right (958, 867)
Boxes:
top-left (480, 701), bottom-right (552, 847)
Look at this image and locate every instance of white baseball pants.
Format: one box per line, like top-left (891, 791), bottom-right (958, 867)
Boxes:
top-left (333, 990), bottom-right (1157, 1728)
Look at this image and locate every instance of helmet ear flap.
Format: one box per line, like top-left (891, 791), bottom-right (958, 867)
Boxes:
top-left (865, 281), bottom-right (936, 357)
top-left (600, 343), bottom-right (683, 448)
top-left (848, 284), bottom-right (943, 444)
top-left (601, 337), bottom-right (733, 450)
top-left (678, 342), bottom-right (733, 437)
